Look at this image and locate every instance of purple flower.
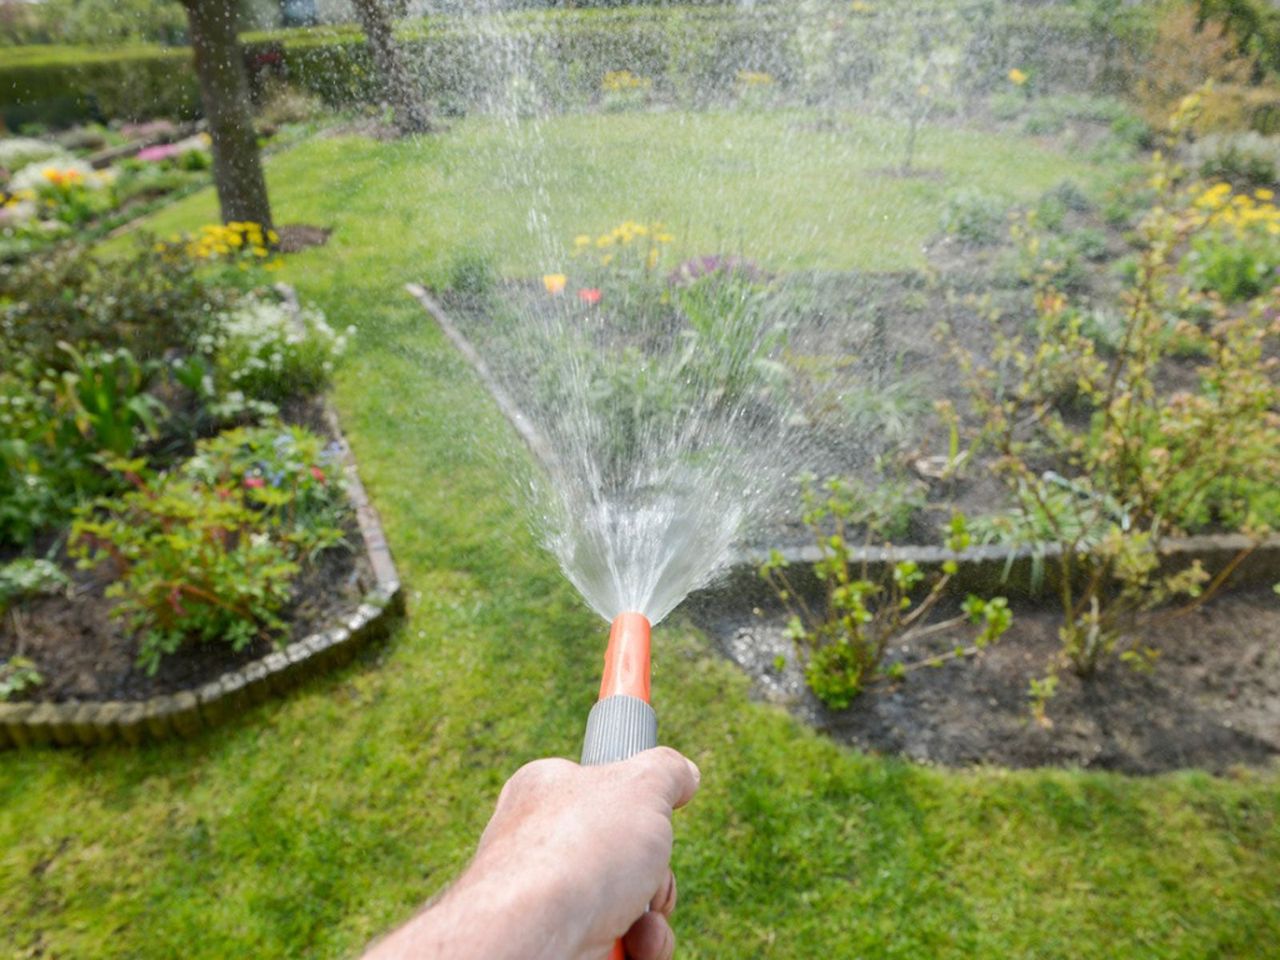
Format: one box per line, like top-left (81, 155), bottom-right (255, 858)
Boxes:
top-left (668, 254), bottom-right (765, 287)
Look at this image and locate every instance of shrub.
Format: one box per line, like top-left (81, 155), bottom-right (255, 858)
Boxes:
top-left (1186, 131), bottom-right (1280, 187)
top-left (941, 187), bottom-right (1009, 245)
top-left (0, 353), bottom-right (154, 547)
top-left (70, 426), bottom-right (347, 673)
top-left (204, 294), bottom-right (351, 404)
top-left (761, 481), bottom-right (1010, 709)
top-left (0, 45), bottom-right (199, 130)
top-left (0, 240), bottom-right (229, 372)
top-left (0, 137), bottom-right (70, 175)
top-left (447, 249), bottom-right (497, 297)
top-left (1182, 182), bottom-right (1280, 301)
top-left (948, 125), bottom-right (1279, 702)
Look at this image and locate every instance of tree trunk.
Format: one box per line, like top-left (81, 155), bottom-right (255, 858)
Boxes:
top-left (351, 0), bottom-right (432, 135)
top-left (182, 0), bottom-right (273, 229)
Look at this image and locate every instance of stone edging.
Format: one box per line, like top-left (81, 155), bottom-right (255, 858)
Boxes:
top-left (409, 282), bottom-right (1280, 607)
top-left (0, 404), bottom-right (403, 751)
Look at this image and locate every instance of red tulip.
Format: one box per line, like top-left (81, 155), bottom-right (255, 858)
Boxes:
top-left (578, 287), bottom-right (602, 305)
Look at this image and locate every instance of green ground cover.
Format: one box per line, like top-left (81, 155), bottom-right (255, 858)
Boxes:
top-left (2, 111), bottom-right (1277, 958)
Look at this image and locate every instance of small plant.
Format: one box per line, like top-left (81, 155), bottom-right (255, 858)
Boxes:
top-left (448, 249), bottom-right (497, 297)
top-left (7, 158), bottom-right (115, 226)
top-left (1185, 131), bottom-right (1280, 188)
top-left (941, 187), bottom-right (1009, 246)
top-left (53, 344), bottom-right (166, 457)
top-left (180, 423), bottom-right (348, 543)
top-left (0, 657), bottom-right (42, 701)
top-left (71, 427), bottom-right (347, 673)
top-left (761, 479), bottom-right (1010, 709)
top-left (1182, 182), bottom-right (1280, 301)
top-left (600, 70), bottom-right (652, 112)
top-left (0, 558), bottom-right (69, 615)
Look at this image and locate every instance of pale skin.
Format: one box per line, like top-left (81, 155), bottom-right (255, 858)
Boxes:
top-left (362, 747), bottom-right (701, 960)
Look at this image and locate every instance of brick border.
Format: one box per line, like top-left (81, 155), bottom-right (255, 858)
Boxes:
top-left (0, 402), bottom-right (403, 751)
top-left (410, 283), bottom-right (1280, 607)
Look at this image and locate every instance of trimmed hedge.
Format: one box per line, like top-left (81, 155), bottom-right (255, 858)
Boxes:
top-left (0, 46), bottom-right (199, 130)
top-left (1, 2), bottom-right (1154, 130)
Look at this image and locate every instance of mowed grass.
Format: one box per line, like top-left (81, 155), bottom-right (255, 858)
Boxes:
top-left (3, 110), bottom-right (1277, 959)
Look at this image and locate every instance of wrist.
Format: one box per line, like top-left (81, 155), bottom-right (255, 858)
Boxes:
top-left (421, 854), bottom-right (591, 960)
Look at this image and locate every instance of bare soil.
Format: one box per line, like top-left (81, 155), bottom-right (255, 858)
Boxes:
top-left (0, 527), bottom-right (373, 704)
top-left (691, 586), bottom-right (1280, 774)
top-left (276, 223), bottom-right (332, 253)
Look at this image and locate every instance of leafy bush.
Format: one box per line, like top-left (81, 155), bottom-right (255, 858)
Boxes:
top-left (204, 294), bottom-right (351, 404)
top-left (0, 240), bottom-right (229, 372)
top-left (0, 45), bottom-right (199, 130)
top-left (0, 352), bottom-right (155, 547)
top-left (70, 426), bottom-right (347, 673)
top-left (1186, 131), bottom-right (1280, 187)
top-left (180, 423), bottom-right (348, 538)
top-left (447, 249), bottom-right (497, 297)
top-left (941, 187), bottom-right (1009, 245)
top-left (761, 480), bottom-right (1010, 710)
top-left (948, 125), bottom-right (1279, 699)
top-left (1182, 182), bottom-right (1280, 301)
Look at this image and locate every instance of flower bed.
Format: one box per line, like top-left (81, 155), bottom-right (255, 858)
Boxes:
top-left (0, 237), bottom-right (402, 742)
top-left (0, 125), bottom-right (214, 262)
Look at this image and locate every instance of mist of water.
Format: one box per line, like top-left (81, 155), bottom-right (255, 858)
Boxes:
top-left (409, 1), bottom-right (1076, 623)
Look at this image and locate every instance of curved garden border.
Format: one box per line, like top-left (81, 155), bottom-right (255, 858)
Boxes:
top-left (0, 406), bottom-right (403, 751)
top-left (408, 282), bottom-right (1280, 608)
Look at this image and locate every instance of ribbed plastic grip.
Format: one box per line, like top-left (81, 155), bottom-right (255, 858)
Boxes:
top-left (580, 695), bottom-right (658, 766)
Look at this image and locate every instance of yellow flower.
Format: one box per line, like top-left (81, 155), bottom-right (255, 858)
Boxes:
top-left (736, 70), bottom-right (774, 87)
top-left (267, 229), bottom-right (280, 244)
top-left (543, 273), bottom-right (567, 295)
top-left (600, 254), bottom-right (614, 267)
top-left (1255, 188), bottom-right (1275, 201)
top-left (1008, 68), bottom-right (1028, 86)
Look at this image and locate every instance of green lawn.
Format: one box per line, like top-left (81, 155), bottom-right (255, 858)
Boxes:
top-left (3, 110), bottom-right (1277, 959)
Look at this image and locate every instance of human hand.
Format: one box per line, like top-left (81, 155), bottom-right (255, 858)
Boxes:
top-left (363, 746), bottom-right (701, 960)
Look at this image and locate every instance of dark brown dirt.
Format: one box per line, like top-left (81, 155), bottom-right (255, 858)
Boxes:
top-left (692, 585), bottom-right (1280, 774)
top-left (276, 223), bottom-right (332, 253)
top-left (0, 528), bottom-right (373, 703)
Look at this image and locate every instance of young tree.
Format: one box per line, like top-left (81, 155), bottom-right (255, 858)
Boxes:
top-left (350, 0), bottom-right (432, 135)
top-left (181, 0), bottom-right (273, 229)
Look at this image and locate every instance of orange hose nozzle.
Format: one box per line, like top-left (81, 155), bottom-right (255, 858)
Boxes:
top-left (598, 612), bottom-right (652, 703)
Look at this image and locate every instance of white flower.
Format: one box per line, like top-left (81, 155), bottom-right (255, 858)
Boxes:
top-left (10, 158), bottom-right (101, 193)
top-left (0, 137), bottom-right (69, 173)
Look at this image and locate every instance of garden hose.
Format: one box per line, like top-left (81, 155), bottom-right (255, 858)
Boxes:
top-left (580, 611), bottom-right (658, 960)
